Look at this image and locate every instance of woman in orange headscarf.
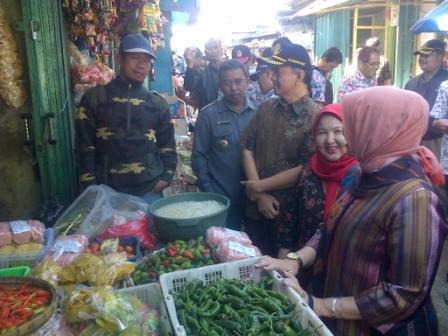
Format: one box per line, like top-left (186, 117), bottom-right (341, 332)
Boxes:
top-left (260, 87), bottom-right (447, 335)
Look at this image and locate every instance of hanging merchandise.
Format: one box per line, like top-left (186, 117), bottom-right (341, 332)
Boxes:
top-left (0, 8), bottom-right (26, 108)
top-left (62, 1), bottom-right (118, 103)
top-left (62, 0), bottom-right (167, 102)
top-left (118, 0), bottom-right (166, 51)
top-left (62, 0), bottom-right (119, 63)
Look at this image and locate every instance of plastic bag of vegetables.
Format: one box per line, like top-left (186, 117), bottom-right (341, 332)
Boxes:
top-left (63, 287), bottom-right (160, 335)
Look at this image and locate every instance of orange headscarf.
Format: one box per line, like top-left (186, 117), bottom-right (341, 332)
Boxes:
top-left (342, 86), bottom-right (444, 186)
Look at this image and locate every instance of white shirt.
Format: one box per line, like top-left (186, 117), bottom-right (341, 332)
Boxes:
top-left (430, 80), bottom-right (448, 174)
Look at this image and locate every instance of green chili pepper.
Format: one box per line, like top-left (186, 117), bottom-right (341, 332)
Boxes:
top-left (214, 319), bottom-right (240, 330)
top-left (198, 301), bottom-right (220, 317)
top-left (185, 315), bottom-right (200, 331)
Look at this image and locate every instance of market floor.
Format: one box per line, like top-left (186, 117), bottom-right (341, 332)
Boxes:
top-left (432, 240), bottom-right (448, 333)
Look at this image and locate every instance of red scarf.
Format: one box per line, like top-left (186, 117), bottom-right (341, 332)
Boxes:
top-left (310, 104), bottom-right (358, 220)
top-left (310, 153), bottom-right (357, 220)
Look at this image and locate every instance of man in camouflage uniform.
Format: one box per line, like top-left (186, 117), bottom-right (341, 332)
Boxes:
top-left (76, 34), bottom-right (177, 203)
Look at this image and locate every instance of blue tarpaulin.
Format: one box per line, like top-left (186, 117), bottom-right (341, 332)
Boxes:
top-left (411, 0), bottom-right (448, 33)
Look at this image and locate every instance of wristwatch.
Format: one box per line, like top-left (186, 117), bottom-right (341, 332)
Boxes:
top-left (286, 252), bottom-right (304, 269)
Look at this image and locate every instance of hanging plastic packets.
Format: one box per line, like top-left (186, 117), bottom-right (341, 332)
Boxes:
top-left (0, 8), bottom-right (26, 108)
top-left (138, 1), bottom-right (166, 50)
top-left (62, 0), bottom-right (118, 63)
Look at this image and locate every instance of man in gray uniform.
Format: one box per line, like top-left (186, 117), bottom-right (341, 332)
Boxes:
top-left (192, 60), bottom-right (256, 230)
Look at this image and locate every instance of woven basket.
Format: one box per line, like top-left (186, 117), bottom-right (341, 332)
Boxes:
top-left (0, 277), bottom-right (57, 336)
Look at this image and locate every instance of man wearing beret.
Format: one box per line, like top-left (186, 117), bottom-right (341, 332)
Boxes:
top-left (76, 34), bottom-right (177, 204)
top-left (241, 42), bottom-right (321, 257)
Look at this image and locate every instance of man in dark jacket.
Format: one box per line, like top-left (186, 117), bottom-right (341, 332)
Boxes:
top-left (405, 39), bottom-right (448, 159)
top-left (184, 38), bottom-right (223, 110)
top-left (76, 34), bottom-right (177, 203)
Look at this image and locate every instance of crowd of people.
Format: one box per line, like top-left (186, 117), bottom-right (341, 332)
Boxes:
top-left (75, 32), bottom-right (448, 335)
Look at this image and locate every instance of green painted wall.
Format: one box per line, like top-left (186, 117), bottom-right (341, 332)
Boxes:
top-left (395, 4), bottom-right (418, 89)
top-left (0, 0), bottom-right (42, 220)
top-left (314, 9), bottom-right (351, 102)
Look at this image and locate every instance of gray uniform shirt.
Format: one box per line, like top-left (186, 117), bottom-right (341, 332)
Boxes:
top-left (192, 96), bottom-right (256, 204)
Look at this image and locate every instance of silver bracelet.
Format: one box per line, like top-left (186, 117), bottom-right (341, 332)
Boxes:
top-left (331, 298), bottom-right (337, 317)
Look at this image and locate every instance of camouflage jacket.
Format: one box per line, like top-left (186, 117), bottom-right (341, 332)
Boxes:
top-left (76, 78), bottom-right (177, 196)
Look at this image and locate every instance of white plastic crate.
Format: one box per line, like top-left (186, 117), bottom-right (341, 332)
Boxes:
top-left (117, 282), bottom-right (174, 335)
top-left (160, 257), bottom-right (333, 336)
top-left (0, 228), bottom-right (54, 268)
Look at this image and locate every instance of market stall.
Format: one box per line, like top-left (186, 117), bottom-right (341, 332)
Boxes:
top-left (0, 1), bottom-right (331, 335)
top-left (0, 187), bottom-right (332, 335)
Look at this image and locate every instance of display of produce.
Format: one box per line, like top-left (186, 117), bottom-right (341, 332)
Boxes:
top-left (60, 252), bottom-right (135, 287)
top-left (171, 277), bottom-right (311, 336)
top-left (44, 234), bottom-right (89, 266)
top-left (29, 260), bottom-right (62, 287)
top-left (0, 281), bottom-right (52, 332)
top-left (154, 200), bottom-right (226, 219)
top-left (0, 220), bottom-right (45, 247)
top-left (32, 251), bottom-right (135, 288)
top-left (133, 237), bottom-right (213, 285)
top-left (206, 226), bottom-right (252, 246)
top-left (85, 238), bottom-right (139, 260)
top-left (62, 286), bottom-right (160, 335)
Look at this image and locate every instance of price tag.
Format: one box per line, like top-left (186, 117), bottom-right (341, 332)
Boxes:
top-left (9, 221), bottom-right (31, 235)
top-left (225, 228), bottom-right (243, 238)
top-left (52, 240), bottom-right (82, 253)
top-left (228, 241), bottom-right (256, 257)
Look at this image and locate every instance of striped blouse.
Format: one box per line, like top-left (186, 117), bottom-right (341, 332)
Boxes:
top-left (312, 156), bottom-right (446, 335)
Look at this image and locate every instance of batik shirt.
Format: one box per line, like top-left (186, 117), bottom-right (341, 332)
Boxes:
top-left (430, 80), bottom-right (448, 174)
top-left (311, 68), bottom-right (326, 104)
top-left (337, 70), bottom-right (377, 102)
top-left (241, 95), bottom-right (321, 221)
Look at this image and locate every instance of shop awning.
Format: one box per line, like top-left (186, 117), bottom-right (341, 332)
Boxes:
top-left (411, 0), bottom-right (448, 33)
top-left (289, 0), bottom-right (351, 17)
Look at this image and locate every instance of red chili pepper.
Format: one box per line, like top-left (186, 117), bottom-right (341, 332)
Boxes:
top-left (182, 251), bottom-right (194, 259)
top-left (201, 248), bottom-right (210, 255)
top-left (166, 247), bottom-right (176, 257)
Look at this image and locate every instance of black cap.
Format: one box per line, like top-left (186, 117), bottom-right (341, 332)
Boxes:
top-left (250, 48), bottom-right (273, 80)
top-left (414, 39), bottom-right (446, 55)
top-left (232, 44), bottom-right (251, 64)
top-left (265, 42), bottom-right (312, 74)
top-left (119, 34), bottom-right (157, 60)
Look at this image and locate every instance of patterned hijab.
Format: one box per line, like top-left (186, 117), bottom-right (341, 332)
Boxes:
top-left (342, 86), bottom-right (444, 186)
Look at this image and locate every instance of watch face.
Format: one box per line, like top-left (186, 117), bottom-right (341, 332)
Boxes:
top-left (287, 252), bottom-right (298, 260)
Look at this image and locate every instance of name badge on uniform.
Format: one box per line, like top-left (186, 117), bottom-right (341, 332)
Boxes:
top-left (217, 120), bottom-right (231, 126)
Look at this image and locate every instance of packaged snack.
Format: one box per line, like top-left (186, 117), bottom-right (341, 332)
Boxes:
top-left (215, 240), bottom-right (262, 262)
top-left (0, 220), bottom-right (45, 247)
top-left (206, 226), bottom-right (252, 246)
top-left (44, 234), bottom-right (88, 266)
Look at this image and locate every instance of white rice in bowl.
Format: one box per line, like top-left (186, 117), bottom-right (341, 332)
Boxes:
top-left (154, 200), bottom-right (226, 219)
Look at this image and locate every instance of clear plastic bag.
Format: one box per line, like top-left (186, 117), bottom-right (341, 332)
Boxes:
top-left (206, 226), bottom-right (252, 246)
top-left (44, 234), bottom-right (89, 266)
top-left (54, 185), bottom-right (157, 249)
top-left (63, 287), bottom-right (160, 335)
top-left (31, 311), bottom-right (73, 336)
top-left (215, 240), bottom-right (262, 262)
